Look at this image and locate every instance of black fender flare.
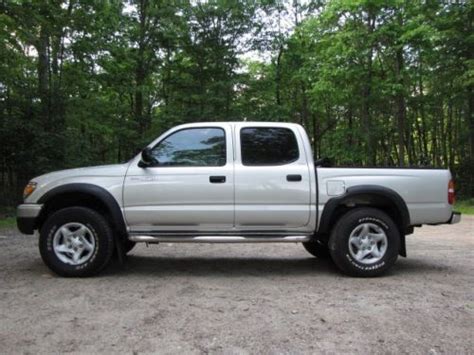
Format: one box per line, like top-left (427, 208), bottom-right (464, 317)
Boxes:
top-left (317, 185), bottom-right (410, 256)
top-left (38, 183), bottom-right (127, 237)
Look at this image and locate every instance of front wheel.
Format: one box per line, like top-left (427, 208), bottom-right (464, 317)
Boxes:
top-left (328, 207), bottom-right (400, 277)
top-left (39, 207), bottom-right (115, 277)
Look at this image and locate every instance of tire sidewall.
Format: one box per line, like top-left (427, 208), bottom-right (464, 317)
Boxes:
top-left (329, 209), bottom-right (400, 276)
top-left (39, 208), bottom-right (113, 277)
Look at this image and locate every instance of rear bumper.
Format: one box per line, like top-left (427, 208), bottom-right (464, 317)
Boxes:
top-left (448, 211), bottom-right (461, 224)
top-left (16, 204), bottom-right (43, 235)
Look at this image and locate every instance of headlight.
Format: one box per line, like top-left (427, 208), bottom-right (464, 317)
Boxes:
top-left (23, 182), bottom-right (37, 200)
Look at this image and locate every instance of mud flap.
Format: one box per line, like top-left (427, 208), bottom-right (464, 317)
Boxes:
top-left (114, 235), bottom-right (125, 264)
top-left (399, 233), bottom-right (406, 257)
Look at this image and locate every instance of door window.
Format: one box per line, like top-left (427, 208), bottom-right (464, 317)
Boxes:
top-left (240, 127), bottom-right (299, 166)
top-left (151, 128), bottom-right (226, 167)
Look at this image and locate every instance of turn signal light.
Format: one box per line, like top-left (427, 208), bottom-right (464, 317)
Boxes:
top-left (448, 180), bottom-right (455, 205)
top-left (23, 182), bottom-right (37, 200)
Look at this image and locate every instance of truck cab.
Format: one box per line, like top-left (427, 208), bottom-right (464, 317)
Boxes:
top-left (124, 122), bottom-right (316, 235)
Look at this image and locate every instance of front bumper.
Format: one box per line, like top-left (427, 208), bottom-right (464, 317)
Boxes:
top-left (448, 211), bottom-right (461, 224)
top-left (16, 204), bottom-right (43, 234)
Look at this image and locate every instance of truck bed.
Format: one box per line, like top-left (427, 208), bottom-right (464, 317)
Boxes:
top-left (316, 167), bottom-right (453, 225)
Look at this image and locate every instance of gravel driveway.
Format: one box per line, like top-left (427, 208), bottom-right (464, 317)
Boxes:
top-left (0, 217), bottom-right (473, 353)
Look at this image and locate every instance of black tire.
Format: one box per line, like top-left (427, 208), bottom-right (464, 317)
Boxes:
top-left (328, 207), bottom-right (400, 277)
top-left (302, 241), bottom-right (331, 259)
top-left (39, 207), bottom-right (115, 277)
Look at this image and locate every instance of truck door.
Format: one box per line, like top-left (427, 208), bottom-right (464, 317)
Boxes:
top-left (234, 125), bottom-right (312, 230)
top-left (123, 124), bottom-right (234, 233)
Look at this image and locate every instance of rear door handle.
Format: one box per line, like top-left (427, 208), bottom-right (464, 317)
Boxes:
top-left (210, 176), bottom-right (226, 183)
top-left (287, 174), bottom-right (302, 182)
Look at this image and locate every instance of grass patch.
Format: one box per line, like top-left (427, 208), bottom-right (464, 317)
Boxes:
top-left (0, 206), bottom-right (16, 230)
top-left (455, 199), bottom-right (474, 215)
top-left (0, 217), bottom-right (16, 229)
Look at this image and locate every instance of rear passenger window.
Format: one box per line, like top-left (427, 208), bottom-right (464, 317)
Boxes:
top-left (240, 127), bottom-right (299, 166)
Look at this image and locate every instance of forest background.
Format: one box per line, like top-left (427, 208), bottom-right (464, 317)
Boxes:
top-left (0, 0), bottom-right (472, 218)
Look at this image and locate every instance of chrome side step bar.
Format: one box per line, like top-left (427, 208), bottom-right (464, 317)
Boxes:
top-left (128, 235), bottom-right (311, 243)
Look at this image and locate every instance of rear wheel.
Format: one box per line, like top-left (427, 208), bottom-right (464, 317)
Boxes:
top-left (39, 207), bottom-right (115, 277)
top-left (328, 207), bottom-right (400, 277)
top-left (302, 241), bottom-right (330, 259)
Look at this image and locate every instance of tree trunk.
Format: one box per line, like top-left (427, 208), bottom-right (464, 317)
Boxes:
top-left (447, 98), bottom-right (454, 169)
top-left (135, 0), bottom-right (149, 135)
top-left (36, 26), bottom-right (50, 128)
top-left (362, 11), bottom-right (375, 165)
top-left (395, 43), bottom-right (406, 166)
top-left (469, 86), bottom-right (474, 160)
top-left (312, 114), bottom-right (319, 158)
top-left (300, 81), bottom-right (309, 129)
top-left (135, 60), bottom-right (145, 134)
top-left (418, 51), bottom-right (429, 162)
top-left (275, 44), bottom-right (283, 106)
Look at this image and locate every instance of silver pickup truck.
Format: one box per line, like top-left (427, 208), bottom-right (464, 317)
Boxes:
top-left (17, 122), bottom-right (460, 277)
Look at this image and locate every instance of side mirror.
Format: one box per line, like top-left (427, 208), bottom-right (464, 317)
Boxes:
top-left (138, 147), bottom-right (155, 167)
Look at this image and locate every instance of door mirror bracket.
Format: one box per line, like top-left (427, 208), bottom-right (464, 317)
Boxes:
top-left (139, 147), bottom-right (156, 168)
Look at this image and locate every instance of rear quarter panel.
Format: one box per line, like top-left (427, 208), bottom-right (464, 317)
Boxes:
top-left (317, 168), bottom-right (453, 225)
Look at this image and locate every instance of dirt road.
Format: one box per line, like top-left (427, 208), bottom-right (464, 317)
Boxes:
top-left (0, 217), bottom-right (473, 353)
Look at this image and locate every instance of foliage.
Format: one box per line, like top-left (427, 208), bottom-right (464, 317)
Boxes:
top-left (0, 0), bottom-right (472, 206)
top-left (0, 206), bottom-right (15, 229)
top-left (0, 217), bottom-right (15, 229)
top-left (455, 199), bottom-right (474, 215)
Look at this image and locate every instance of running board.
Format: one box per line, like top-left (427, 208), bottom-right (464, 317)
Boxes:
top-left (128, 235), bottom-right (310, 243)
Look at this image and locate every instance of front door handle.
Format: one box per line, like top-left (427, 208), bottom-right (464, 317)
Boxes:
top-left (287, 174), bottom-right (302, 182)
top-left (210, 176), bottom-right (226, 183)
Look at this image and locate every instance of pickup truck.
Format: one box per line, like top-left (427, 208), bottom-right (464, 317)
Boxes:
top-left (17, 122), bottom-right (461, 277)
